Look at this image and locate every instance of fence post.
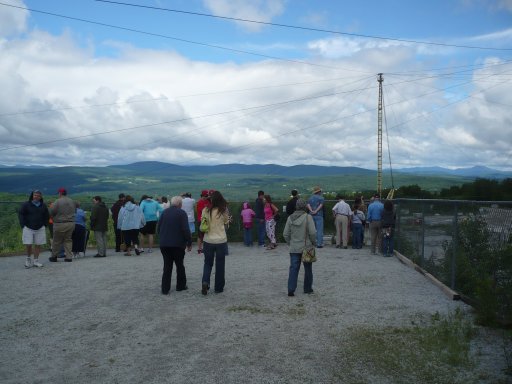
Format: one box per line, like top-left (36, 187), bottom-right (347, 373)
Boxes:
top-left (420, 200), bottom-right (425, 268)
top-left (395, 200), bottom-right (400, 252)
top-left (451, 202), bottom-right (458, 290)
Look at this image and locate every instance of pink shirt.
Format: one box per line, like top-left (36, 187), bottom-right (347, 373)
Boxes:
top-left (241, 208), bottom-right (255, 224)
top-left (264, 203), bottom-right (276, 221)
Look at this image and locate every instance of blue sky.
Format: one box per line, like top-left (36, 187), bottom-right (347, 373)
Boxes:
top-left (0, 0), bottom-right (511, 171)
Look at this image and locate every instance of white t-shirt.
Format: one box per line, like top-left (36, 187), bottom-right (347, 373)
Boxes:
top-left (181, 197), bottom-right (196, 223)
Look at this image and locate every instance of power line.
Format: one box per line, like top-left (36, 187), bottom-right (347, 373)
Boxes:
top-left (95, 0), bottom-right (512, 52)
top-left (0, 2), bottom-right (371, 73)
top-left (0, 74), bottom-right (370, 117)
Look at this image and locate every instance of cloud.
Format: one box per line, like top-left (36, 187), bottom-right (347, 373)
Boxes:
top-left (0, 0), bottom-right (27, 37)
top-left (202, 0), bottom-right (286, 32)
top-left (0, 7), bottom-right (511, 171)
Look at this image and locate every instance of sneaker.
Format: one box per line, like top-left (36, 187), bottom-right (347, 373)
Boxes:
top-left (25, 257), bottom-right (33, 269)
top-left (134, 248), bottom-right (141, 256)
top-left (49, 256), bottom-right (58, 262)
top-left (64, 258), bottom-right (72, 262)
top-left (32, 259), bottom-right (43, 268)
top-left (139, 248), bottom-right (145, 253)
top-left (288, 292), bottom-right (295, 297)
top-left (147, 249), bottom-right (153, 253)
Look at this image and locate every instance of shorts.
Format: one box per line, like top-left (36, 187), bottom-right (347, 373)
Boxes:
top-left (22, 226), bottom-right (47, 245)
top-left (189, 222), bottom-right (195, 234)
top-left (140, 221), bottom-right (157, 235)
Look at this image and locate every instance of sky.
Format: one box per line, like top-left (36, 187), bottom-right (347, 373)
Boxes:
top-left (0, 0), bottom-right (511, 171)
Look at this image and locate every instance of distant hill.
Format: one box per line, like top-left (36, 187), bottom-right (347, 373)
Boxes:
top-left (107, 162), bottom-right (374, 177)
top-left (0, 161), bottom-right (507, 199)
top-left (396, 165), bottom-right (512, 179)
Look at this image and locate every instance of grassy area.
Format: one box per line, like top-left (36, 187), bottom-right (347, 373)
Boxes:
top-left (333, 310), bottom-right (487, 384)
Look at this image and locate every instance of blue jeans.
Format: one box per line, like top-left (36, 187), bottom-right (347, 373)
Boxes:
top-left (288, 253), bottom-right (313, 294)
top-left (312, 215), bottom-right (324, 246)
top-left (382, 235), bottom-right (394, 256)
top-left (256, 219), bottom-right (266, 246)
top-left (243, 227), bottom-right (253, 246)
top-left (352, 223), bottom-right (362, 249)
top-left (202, 242), bottom-right (227, 292)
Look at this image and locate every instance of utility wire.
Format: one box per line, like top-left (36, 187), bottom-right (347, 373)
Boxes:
top-left (95, 0), bottom-right (512, 51)
top-left (0, 2), bottom-right (371, 72)
top-left (1, 60), bottom-right (504, 118)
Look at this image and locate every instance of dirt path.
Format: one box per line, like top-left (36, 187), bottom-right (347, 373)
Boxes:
top-left (0, 244), bottom-right (505, 383)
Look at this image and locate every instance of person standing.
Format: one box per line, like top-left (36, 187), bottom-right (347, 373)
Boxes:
top-left (91, 196), bottom-right (110, 258)
top-left (139, 195), bottom-right (163, 253)
top-left (283, 199), bottom-right (316, 296)
top-left (111, 193), bottom-right (125, 252)
top-left (264, 194), bottom-right (279, 250)
top-left (285, 189), bottom-right (299, 215)
top-left (201, 191), bottom-right (231, 295)
top-left (307, 186), bottom-right (325, 248)
top-left (181, 192), bottom-right (196, 234)
top-left (18, 190), bottom-right (49, 268)
top-left (117, 195), bottom-right (145, 256)
top-left (332, 194), bottom-right (352, 249)
top-left (158, 196), bottom-right (192, 295)
top-left (351, 203), bottom-right (365, 249)
top-left (196, 190), bottom-right (211, 254)
top-left (71, 201), bottom-right (87, 257)
top-left (254, 190), bottom-right (266, 247)
top-left (381, 200), bottom-right (396, 257)
top-left (367, 194), bottom-right (384, 254)
top-left (240, 202), bottom-right (256, 246)
top-left (49, 188), bottom-right (75, 262)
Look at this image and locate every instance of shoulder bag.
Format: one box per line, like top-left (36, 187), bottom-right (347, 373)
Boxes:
top-left (199, 208), bottom-right (210, 233)
top-left (301, 215), bottom-right (317, 263)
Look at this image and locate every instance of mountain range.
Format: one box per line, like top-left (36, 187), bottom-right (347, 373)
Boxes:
top-left (0, 162), bottom-right (509, 198)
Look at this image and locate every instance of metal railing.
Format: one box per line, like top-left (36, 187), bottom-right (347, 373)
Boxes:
top-left (393, 199), bottom-right (512, 292)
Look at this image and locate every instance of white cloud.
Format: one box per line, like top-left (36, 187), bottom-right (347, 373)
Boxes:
top-left (0, 9), bottom-right (511, 171)
top-left (0, 0), bottom-right (27, 37)
top-left (202, 0), bottom-right (286, 32)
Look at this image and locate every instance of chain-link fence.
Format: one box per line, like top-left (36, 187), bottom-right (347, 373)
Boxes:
top-left (393, 199), bottom-right (512, 292)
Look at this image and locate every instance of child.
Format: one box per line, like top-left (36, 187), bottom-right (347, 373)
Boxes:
top-left (240, 202), bottom-right (256, 247)
top-left (351, 204), bottom-right (365, 249)
top-left (381, 200), bottom-right (396, 257)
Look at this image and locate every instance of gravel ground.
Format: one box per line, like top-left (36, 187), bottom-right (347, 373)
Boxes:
top-left (0, 244), bottom-right (508, 383)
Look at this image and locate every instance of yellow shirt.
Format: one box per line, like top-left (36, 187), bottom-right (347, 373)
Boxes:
top-left (203, 207), bottom-right (229, 244)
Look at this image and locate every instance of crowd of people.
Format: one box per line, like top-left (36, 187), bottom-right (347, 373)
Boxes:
top-left (18, 186), bottom-right (396, 296)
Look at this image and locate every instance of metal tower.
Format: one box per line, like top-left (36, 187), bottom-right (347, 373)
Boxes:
top-left (377, 73), bottom-right (384, 196)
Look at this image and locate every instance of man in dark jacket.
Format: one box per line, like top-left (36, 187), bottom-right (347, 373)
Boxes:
top-left (254, 190), bottom-right (265, 246)
top-left (91, 196), bottom-right (110, 258)
top-left (158, 196), bottom-right (192, 295)
top-left (19, 190), bottom-right (49, 268)
top-left (110, 193), bottom-right (125, 252)
top-left (286, 189), bottom-right (299, 215)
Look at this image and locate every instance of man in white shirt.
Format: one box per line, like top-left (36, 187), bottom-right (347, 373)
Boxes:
top-left (181, 192), bottom-right (196, 234)
top-left (332, 194), bottom-right (352, 249)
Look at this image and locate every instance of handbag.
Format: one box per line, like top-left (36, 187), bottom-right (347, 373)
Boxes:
top-left (301, 216), bottom-right (317, 263)
top-left (199, 209), bottom-right (209, 233)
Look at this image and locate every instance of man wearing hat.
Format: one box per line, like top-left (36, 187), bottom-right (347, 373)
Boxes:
top-left (307, 186), bottom-right (325, 248)
top-left (49, 188), bottom-right (75, 262)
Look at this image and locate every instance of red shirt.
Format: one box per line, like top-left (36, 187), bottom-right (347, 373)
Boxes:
top-left (196, 198), bottom-right (211, 221)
